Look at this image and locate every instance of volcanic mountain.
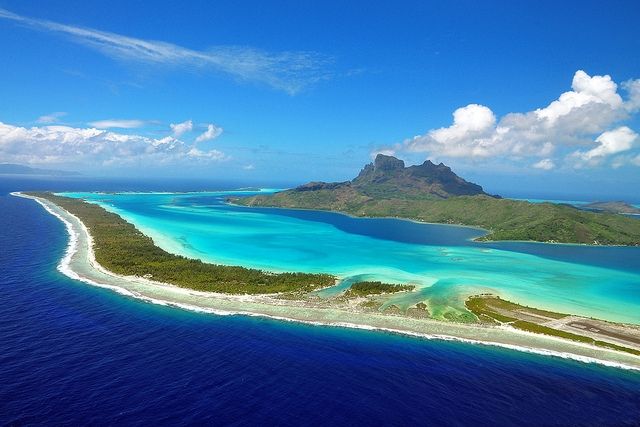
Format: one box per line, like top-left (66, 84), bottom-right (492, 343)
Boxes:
top-left (302, 154), bottom-right (492, 198)
top-left (233, 154), bottom-right (640, 245)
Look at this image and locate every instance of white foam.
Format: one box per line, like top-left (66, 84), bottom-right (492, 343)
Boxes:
top-left (13, 192), bottom-right (640, 372)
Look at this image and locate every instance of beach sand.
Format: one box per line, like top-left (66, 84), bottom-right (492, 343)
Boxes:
top-left (14, 192), bottom-right (640, 371)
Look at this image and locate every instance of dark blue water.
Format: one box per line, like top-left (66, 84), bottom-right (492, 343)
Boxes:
top-left (2, 176), bottom-right (640, 426)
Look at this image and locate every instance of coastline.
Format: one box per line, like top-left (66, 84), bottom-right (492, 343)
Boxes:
top-left (227, 199), bottom-right (489, 235)
top-left (231, 200), bottom-right (640, 247)
top-left (13, 191), bottom-right (640, 371)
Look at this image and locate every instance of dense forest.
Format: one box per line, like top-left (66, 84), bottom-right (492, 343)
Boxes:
top-left (344, 281), bottom-right (414, 297)
top-left (30, 193), bottom-right (335, 294)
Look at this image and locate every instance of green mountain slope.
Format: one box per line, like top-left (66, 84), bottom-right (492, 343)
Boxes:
top-left (233, 155), bottom-right (640, 245)
top-left (582, 201), bottom-right (640, 215)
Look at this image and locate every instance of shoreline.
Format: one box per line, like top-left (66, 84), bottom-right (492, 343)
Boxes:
top-left (233, 197), bottom-right (640, 247)
top-left (227, 199), bottom-right (489, 235)
top-left (70, 189), bottom-right (639, 247)
top-left (12, 191), bottom-right (640, 371)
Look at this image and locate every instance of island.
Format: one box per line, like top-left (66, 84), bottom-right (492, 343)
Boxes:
top-left (232, 154), bottom-right (640, 245)
top-left (581, 201), bottom-right (640, 215)
top-left (28, 193), bottom-right (336, 294)
top-left (0, 163), bottom-right (79, 176)
top-left (12, 190), bottom-right (640, 369)
top-left (465, 295), bottom-right (640, 356)
top-left (343, 281), bottom-right (415, 297)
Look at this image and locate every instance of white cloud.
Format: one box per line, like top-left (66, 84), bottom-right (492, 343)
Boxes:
top-left (0, 121), bottom-right (226, 167)
top-left (407, 104), bottom-right (498, 158)
top-left (532, 158), bottom-right (555, 170)
top-left (195, 124), bottom-right (223, 143)
top-left (371, 148), bottom-right (396, 158)
top-left (571, 126), bottom-right (638, 167)
top-left (36, 112), bottom-right (67, 124)
top-left (89, 119), bottom-right (145, 129)
top-left (0, 8), bottom-right (331, 94)
top-left (243, 164), bottom-right (255, 170)
top-left (187, 147), bottom-right (226, 160)
top-left (170, 120), bottom-right (193, 137)
top-left (393, 70), bottom-right (640, 168)
top-left (536, 70), bottom-right (622, 125)
top-left (623, 78), bottom-right (640, 112)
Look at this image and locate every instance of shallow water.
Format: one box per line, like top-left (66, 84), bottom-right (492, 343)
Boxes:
top-left (2, 180), bottom-right (640, 425)
top-left (61, 190), bottom-right (640, 324)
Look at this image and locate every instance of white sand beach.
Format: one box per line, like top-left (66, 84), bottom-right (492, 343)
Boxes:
top-left (14, 192), bottom-right (640, 371)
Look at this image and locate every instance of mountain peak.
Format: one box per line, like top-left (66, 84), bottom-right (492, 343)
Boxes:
top-left (373, 154), bottom-right (405, 171)
top-left (292, 154), bottom-right (492, 199)
top-left (346, 155), bottom-right (491, 198)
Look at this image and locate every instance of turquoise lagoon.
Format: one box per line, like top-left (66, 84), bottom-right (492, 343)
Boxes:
top-left (61, 191), bottom-right (640, 324)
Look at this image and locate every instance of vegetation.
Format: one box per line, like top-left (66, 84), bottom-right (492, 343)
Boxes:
top-left (360, 300), bottom-right (383, 310)
top-left (232, 154), bottom-right (640, 245)
top-left (235, 191), bottom-right (640, 245)
top-left (512, 321), bottom-right (640, 356)
top-left (465, 294), bottom-right (567, 322)
top-left (465, 295), bottom-right (640, 356)
top-left (344, 281), bottom-right (414, 297)
top-left (406, 302), bottom-right (430, 319)
top-left (27, 191), bottom-right (640, 356)
top-left (30, 192), bottom-right (335, 294)
top-left (582, 201), bottom-right (640, 215)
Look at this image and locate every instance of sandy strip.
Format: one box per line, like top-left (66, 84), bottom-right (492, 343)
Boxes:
top-left (12, 191), bottom-right (640, 371)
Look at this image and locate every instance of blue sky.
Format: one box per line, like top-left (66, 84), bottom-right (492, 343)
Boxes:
top-left (1, 0), bottom-right (640, 199)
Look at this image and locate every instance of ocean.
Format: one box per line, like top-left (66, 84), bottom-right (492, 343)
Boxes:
top-left (60, 190), bottom-right (640, 323)
top-left (1, 176), bottom-right (640, 426)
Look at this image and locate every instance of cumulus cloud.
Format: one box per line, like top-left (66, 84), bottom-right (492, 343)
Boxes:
top-left (170, 120), bottom-right (193, 137)
top-left (532, 158), bottom-right (555, 170)
top-left (186, 147), bottom-right (225, 159)
top-left (0, 121), bottom-right (226, 167)
top-left (36, 112), bottom-right (67, 124)
top-left (195, 124), bottom-right (223, 143)
top-left (0, 8), bottom-right (331, 94)
top-left (623, 78), bottom-right (640, 113)
top-left (407, 104), bottom-right (498, 158)
top-left (89, 119), bottom-right (146, 129)
top-left (394, 70), bottom-right (640, 168)
top-left (571, 126), bottom-right (638, 167)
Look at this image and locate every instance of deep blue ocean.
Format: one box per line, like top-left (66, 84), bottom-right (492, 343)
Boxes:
top-left (1, 175), bottom-right (640, 426)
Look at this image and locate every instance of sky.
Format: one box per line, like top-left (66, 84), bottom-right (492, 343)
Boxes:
top-left (1, 0), bottom-right (640, 199)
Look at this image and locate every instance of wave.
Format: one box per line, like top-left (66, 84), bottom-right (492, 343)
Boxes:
top-left (13, 192), bottom-right (640, 372)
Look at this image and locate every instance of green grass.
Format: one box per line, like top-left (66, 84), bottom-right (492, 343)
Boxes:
top-left (466, 296), bottom-right (640, 356)
top-left (467, 295), bottom-right (567, 320)
top-left (30, 192), bottom-right (335, 294)
top-left (465, 297), bottom-right (517, 323)
top-left (512, 320), bottom-right (593, 342)
top-left (512, 321), bottom-right (640, 356)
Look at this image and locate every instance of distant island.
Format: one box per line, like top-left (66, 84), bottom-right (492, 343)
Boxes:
top-left (582, 201), bottom-right (640, 215)
top-left (233, 154), bottom-right (640, 246)
top-left (0, 163), bottom-right (79, 176)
